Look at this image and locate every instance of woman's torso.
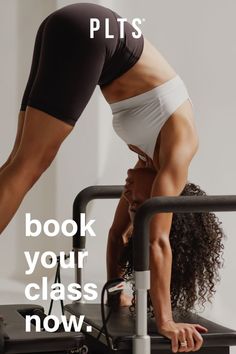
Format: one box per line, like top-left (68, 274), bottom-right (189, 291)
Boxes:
top-left (101, 38), bottom-right (177, 103)
top-left (101, 37), bottom-right (182, 171)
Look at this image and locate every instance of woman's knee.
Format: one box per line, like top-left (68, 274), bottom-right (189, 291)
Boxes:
top-left (35, 145), bottom-right (58, 172)
top-left (12, 108), bottom-right (73, 183)
top-left (13, 143), bottom-right (59, 185)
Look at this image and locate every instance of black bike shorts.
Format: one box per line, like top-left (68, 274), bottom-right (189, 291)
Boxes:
top-left (20, 3), bottom-right (144, 126)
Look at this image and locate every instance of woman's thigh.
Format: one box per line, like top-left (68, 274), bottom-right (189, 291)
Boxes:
top-left (21, 6), bottom-right (105, 126)
top-left (15, 107), bottom-right (73, 168)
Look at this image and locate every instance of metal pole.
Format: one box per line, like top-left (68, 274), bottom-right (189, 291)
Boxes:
top-left (72, 186), bottom-right (123, 301)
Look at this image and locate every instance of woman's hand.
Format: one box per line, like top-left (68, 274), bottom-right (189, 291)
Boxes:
top-left (158, 320), bottom-right (208, 353)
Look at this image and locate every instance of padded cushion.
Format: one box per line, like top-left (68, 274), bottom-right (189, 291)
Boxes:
top-left (65, 303), bottom-right (236, 351)
top-left (0, 304), bottom-right (84, 353)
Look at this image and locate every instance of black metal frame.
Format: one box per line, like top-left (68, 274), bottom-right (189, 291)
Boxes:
top-left (133, 194), bottom-right (236, 271)
top-left (73, 186), bottom-right (236, 270)
top-left (73, 186), bottom-right (123, 249)
top-left (72, 185), bottom-right (236, 354)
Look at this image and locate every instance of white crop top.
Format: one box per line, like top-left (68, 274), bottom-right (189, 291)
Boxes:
top-left (110, 75), bottom-right (191, 160)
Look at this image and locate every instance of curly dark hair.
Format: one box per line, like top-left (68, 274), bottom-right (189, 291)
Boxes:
top-left (119, 182), bottom-right (225, 315)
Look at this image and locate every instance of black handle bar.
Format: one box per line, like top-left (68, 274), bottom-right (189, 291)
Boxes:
top-left (73, 186), bottom-right (123, 249)
top-left (73, 186), bottom-right (236, 271)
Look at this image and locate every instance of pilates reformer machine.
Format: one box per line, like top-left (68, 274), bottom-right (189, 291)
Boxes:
top-left (65, 186), bottom-right (236, 354)
top-left (1, 185), bottom-right (236, 354)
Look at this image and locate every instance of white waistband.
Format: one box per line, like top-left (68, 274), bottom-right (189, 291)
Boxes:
top-left (110, 75), bottom-right (184, 113)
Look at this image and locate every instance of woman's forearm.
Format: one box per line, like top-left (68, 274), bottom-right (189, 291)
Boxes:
top-left (149, 239), bottom-right (173, 327)
top-left (149, 163), bottom-right (188, 327)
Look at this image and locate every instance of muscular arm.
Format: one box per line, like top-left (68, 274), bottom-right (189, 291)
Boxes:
top-left (148, 114), bottom-right (206, 352)
top-left (149, 150), bottom-right (190, 326)
top-left (107, 156), bottom-right (147, 280)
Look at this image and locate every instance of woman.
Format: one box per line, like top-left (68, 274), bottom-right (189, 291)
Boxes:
top-left (1, 3), bottom-right (199, 352)
top-left (114, 168), bottom-right (224, 316)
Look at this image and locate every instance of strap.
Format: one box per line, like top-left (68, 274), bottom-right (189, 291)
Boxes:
top-left (48, 253), bottom-right (70, 316)
top-left (96, 278), bottom-right (125, 350)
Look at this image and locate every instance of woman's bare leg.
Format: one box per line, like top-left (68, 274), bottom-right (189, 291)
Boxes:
top-left (0, 111), bottom-right (26, 174)
top-left (0, 106), bottom-right (73, 233)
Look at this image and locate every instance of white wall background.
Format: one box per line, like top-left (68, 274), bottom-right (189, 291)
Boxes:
top-left (0, 0), bottom-right (235, 351)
